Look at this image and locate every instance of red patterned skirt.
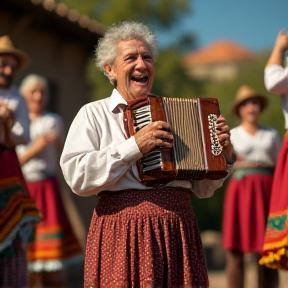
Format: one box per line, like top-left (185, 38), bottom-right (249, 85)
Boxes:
top-left (0, 236), bottom-right (29, 288)
top-left (0, 147), bottom-right (42, 288)
top-left (259, 135), bottom-right (288, 270)
top-left (26, 177), bottom-right (84, 272)
top-left (84, 187), bottom-right (208, 288)
top-left (222, 167), bottom-right (274, 253)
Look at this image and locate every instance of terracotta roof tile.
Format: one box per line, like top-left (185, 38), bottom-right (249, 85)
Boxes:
top-left (183, 40), bottom-right (254, 66)
top-left (30, 0), bottom-right (106, 35)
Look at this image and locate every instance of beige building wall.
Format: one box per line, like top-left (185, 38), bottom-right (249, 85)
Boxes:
top-left (0, 2), bottom-right (104, 244)
top-left (0, 10), bottom-right (92, 127)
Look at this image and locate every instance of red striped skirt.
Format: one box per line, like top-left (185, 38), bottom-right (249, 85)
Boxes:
top-left (222, 168), bottom-right (274, 253)
top-left (26, 177), bottom-right (84, 272)
top-left (0, 147), bottom-right (41, 288)
top-left (84, 187), bottom-right (208, 288)
top-left (260, 135), bottom-right (288, 270)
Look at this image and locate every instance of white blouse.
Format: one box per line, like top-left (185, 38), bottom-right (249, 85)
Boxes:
top-left (17, 112), bottom-right (64, 181)
top-left (264, 64), bottom-right (288, 129)
top-left (230, 125), bottom-right (281, 167)
top-left (0, 86), bottom-right (30, 146)
top-left (60, 89), bottom-right (232, 198)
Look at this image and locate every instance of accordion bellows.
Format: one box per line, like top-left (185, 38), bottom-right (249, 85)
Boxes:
top-left (124, 95), bottom-right (228, 186)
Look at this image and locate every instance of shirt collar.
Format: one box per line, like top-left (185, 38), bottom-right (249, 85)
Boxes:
top-left (109, 89), bottom-right (128, 113)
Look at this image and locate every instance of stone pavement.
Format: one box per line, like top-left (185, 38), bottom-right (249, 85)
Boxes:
top-left (202, 230), bottom-right (288, 288)
top-left (208, 265), bottom-right (288, 288)
top-left (64, 251), bottom-right (288, 288)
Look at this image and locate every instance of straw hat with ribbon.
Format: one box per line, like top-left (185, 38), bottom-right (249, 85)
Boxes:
top-left (0, 35), bottom-right (29, 69)
top-left (232, 85), bottom-right (269, 117)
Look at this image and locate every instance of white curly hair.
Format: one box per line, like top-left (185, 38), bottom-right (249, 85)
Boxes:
top-left (95, 20), bottom-right (157, 72)
top-left (19, 74), bottom-right (48, 96)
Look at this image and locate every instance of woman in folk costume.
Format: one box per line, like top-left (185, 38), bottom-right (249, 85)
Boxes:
top-left (222, 85), bottom-right (281, 288)
top-left (0, 36), bottom-right (41, 288)
top-left (259, 29), bottom-right (288, 270)
top-left (17, 74), bottom-right (84, 288)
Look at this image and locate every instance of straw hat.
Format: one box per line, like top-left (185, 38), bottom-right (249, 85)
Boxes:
top-left (0, 35), bottom-right (29, 69)
top-left (232, 85), bottom-right (268, 116)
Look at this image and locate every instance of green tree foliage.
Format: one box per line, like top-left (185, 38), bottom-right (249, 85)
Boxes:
top-left (57, 0), bottom-right (189, 29)
top-left (153, 45), bottom-right (205, 97)
top-left (59, 0), bottom-right (200, 101)
top-left (191, 49), bottom-right (284, 232)
top-left (203, 50), bottom-right (284, 137)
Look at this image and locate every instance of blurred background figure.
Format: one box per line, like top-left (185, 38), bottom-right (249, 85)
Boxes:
top-left (259, 29), bottom-right (288, 271)
top-left (17, 74), bottom-right (83, 288)
top-left (222, 85), bottom-right (281, 288)
top-left (0, 36), bottom-right (41, 288)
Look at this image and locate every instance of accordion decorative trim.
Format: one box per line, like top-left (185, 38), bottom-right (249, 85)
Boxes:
top-left (208, 114), bottom-right (223, 156)
top-left (124, 95), bottom-right (228, 185)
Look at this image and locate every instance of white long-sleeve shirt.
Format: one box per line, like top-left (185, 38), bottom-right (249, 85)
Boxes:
top-left (230, 125), bottom-right (281, 167)
top-left (60, 89), bottom-right (232, 198)
top-left (17, 111), bottom-right (65, 181)
top-left (0, 86), bottom-right (30, 146)
top-left (264, 64), bottom-right (288, 129)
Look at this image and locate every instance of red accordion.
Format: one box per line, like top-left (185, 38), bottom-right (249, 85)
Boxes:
top-left (124, 95), bottom-right (228, 186)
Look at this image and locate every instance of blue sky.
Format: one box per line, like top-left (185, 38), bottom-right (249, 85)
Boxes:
top-left (156, 0), bottom-right (288, 52)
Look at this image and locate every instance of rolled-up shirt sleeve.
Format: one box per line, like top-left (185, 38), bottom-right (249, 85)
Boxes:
top-left (264, 65), bottom-right (288, 94)
top-left (60, 105), bottom-right (143, 196)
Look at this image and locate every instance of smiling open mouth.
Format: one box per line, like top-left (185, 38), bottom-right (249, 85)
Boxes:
top-left (131, 75), bottom-right (148, 83)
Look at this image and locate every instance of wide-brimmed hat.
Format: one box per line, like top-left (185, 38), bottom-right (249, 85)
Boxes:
top-left (232, 85), bottom-right (268, 116)
top-left (0, 35), bottom-right (29, 69)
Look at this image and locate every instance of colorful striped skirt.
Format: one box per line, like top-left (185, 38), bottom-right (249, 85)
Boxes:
top-left (222, 167), bottom-right (274, 253)
top-left (0, 147), bottom-right (42, 288)
top-left (26, 176), bottom-right (84, 272)
top-left (259, 135), bottom-right (288, 270)
top-left (84, 187), bottom-right (208, 288)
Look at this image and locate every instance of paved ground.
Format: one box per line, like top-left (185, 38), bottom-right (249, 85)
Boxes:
top-left (64, 261), bottom-right (288, 288)
top-left (202, 230), bottom-right (288, 288)
top-left (208, 266), bottom-right (288, 288)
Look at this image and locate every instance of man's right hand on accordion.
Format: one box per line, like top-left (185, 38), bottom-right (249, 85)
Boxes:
top-left (134, 120), bottom-right (174, 155)
top-left (134, 114), bottom-right (236, 167)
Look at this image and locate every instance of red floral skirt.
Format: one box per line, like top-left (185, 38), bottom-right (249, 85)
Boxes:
top-left (84, 187), bottom-right (209, 288)
top-left (222, 168), bottom-right (274, 253)
top-left (26, 177), bottom-right (84, 272)
top-left (259, 135), bottom-right (288, 270)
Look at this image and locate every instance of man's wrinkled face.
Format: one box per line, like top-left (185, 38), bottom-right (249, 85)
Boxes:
top-left (104, 39), bottom-right (155, 102)
top-left (0, 54), bottom-right (18, 89)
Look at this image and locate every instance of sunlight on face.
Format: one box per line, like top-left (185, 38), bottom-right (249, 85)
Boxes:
top-left (107, 39), bottom-right (155, 101)
top-left (23, 82), bottom-right (49, 115)
top-left (239, 98), bottom-right (261, 123)
top-left (0, 54), bottom-right (19, 89)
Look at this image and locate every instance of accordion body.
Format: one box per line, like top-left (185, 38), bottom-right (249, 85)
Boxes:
top-left (123, 95), bottom-right (228, 186)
